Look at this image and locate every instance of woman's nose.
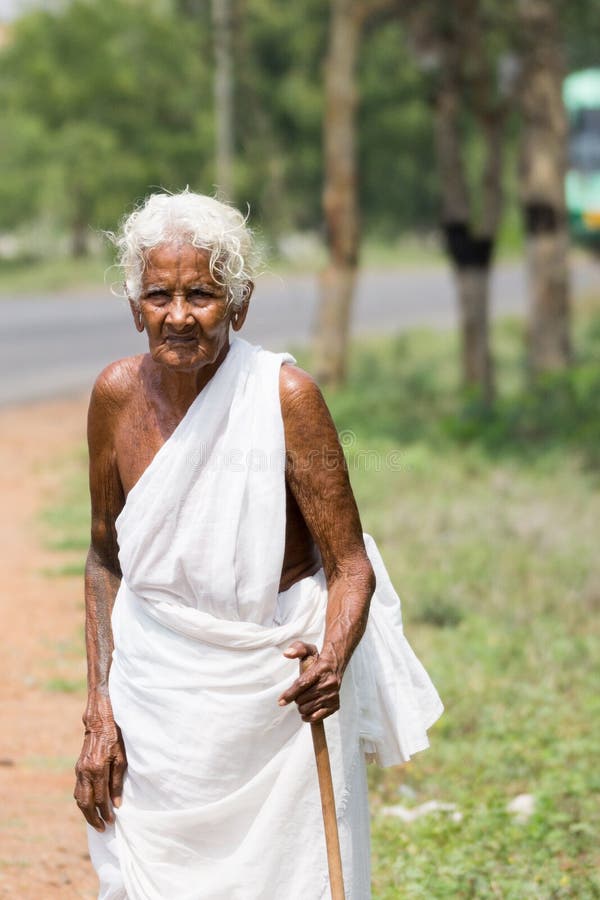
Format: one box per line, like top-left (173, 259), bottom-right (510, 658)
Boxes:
top-left (166, 295), bottom-right (192, 327)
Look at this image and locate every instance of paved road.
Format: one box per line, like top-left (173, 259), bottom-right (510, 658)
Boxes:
top-left (2, 258), bottom-right (598, 406)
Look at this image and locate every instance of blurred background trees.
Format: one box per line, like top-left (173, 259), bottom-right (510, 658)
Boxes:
top-left (0, 0), bottom-right (213, 252)
top-left (0, 0), bottom-right (598, 393)
top-left (0, 0), bottom-right (433, 246)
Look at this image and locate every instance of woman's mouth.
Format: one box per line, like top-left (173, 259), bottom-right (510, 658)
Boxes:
top-left (165, 334), bottom-right (197, 344)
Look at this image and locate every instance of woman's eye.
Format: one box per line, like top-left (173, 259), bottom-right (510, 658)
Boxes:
top-left (188, 289), bottom-right (215, 304)
top-left (146, 290), bottom-right (169, 303)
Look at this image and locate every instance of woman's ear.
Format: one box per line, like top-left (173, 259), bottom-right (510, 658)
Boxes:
top-left (230, 281), bottom-right (254, 332)
top-left (128, 297), bottom-right (145, 333)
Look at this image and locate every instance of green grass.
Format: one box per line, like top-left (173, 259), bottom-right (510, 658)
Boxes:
top-left (44, 676), bottom-right (87, 694)
top-left (360, 448), bottom-right (599, 898)
top-left (41, 446), bottom-right (89, 577)
top-left (0, 253), bottom-right (117, 295)
top-left (45, 308), bottom-right (600, 897)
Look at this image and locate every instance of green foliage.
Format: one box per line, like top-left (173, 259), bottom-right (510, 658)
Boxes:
top-left (0, 0), bottom-right (450, 247)
top-left (0, 254), bottom-right (112, 292)
top-left (563, 0), bottom-right (600, 71)
top-left (237, 0), bottom-right (327, 233)
top-left (0, 0), bottom-right (596, 256)
top-left (0, 112), bottom-right (48, 226)
top-left (238, 5), bottom-right (440, 237)
top-left (0, 0), bottom-right (213, 245)
top-left (324, 307), bottom-right (600, 472)
top-left (359, 21), bottom-right (438, 235)
top-left (443, 314), bottom-right (600, 470)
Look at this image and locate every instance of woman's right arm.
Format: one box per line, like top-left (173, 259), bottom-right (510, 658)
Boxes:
top-left (74, 373), bottom-right (127, 832)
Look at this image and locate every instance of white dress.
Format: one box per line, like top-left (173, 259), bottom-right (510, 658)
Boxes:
top-left (87, 337), bottom-right (443, 900)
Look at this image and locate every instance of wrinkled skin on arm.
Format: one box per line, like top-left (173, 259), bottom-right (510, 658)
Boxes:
top-left (277, 365), bottom-right (376, 723)
top-left (74, 371), bottom-right (128, 832)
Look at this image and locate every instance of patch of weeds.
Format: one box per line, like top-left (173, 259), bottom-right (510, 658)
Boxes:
top-left (41, 446), bottom-right (88, 579)
top-left (44, 677), bottom-right (86, 694)
top-left (413, 598), bottom-right (464, 628)
top-left (41, 561), bottom-right (86, 578)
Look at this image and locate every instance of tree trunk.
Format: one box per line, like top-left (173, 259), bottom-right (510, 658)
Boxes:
top-left (455, 264), bottom-right (493, 398)
top-left (444, 222), bottom-right (495, 404)
top-left (212, 0), bottom-right (234, 200)
top-left (434, 53), bottom-right (496, 404)
top-left (313, 0), bottom-right (361, 387)
top-left (524, 227), bottom-right (571, 370)
top-left (518, 0), bottom-right (571, 374)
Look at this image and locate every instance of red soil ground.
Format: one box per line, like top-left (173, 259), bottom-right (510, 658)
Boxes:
top-left (0, 396), bottom-right (97, 899)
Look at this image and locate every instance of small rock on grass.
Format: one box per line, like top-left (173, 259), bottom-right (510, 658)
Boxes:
top-left (382, 800), bottom-right (463, 823)
top-left (506, 793), bottom-right (535, 823)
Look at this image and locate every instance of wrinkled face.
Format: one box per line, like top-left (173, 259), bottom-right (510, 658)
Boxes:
top-left (134, 242), bottom-right (244, 373)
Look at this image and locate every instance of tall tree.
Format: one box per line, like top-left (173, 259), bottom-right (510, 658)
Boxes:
top-left (518, 0), bottom-right (571, 375)
top-left (403, 1), bottom-right (512, 405)
top-left (314, 0), bottom-right (397, 386)
top-left (313, 0), bottom-right (362, 387)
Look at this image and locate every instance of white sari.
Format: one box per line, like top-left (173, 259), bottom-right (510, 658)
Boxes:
top-left (88, 337), bottom-right (443, 899)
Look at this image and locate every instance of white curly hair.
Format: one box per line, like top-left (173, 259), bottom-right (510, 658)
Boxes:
top-left (111, 190), bottom-right (257, 310)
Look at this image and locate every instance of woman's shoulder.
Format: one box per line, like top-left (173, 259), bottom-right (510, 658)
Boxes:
top-left (278, 362), bottom-right (336, 435)
top-left (279, 361), bottom-right (320, 406)
top-left (90, 354), bottom-right (146, 412)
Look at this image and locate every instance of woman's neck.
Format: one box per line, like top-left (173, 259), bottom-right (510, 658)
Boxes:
top-left (149, 340), bottom-right (231, 415)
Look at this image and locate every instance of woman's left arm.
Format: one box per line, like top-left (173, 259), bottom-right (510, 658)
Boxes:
top-left (278, 364), bottom-right (376, 723)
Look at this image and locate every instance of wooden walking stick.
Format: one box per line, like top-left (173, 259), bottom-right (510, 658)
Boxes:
top-left (300, 658), bottom-right (346, 900)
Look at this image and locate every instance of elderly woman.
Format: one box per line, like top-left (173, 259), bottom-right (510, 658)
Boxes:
top-left (75, 191), bottom-right (442, 900)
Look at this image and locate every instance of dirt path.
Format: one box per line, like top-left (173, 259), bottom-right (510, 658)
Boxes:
top-left (0, 396), bottom-right (96, 899)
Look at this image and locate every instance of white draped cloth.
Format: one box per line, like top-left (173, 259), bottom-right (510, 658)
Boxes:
top-left (88, 337), bottom-right (443, 900)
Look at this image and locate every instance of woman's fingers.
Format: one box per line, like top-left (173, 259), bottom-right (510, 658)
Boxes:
top-left (75, 731), bottom-right (127, 828)
top-left (93, 770), bottom-right (113, 824)
top-left (297, 687), bottom-right (339, 710)
top-left (74, 777), bottom-right (106, 831)
top-left (109, 754), bottom-right (126, 808)
top-left (279, 675), bottom-right (316, 706)
top-left (293, 673), bottom-right (339, 704)
top-left (282, 641), bottom-right (318, 661)
top-left (278, 656), bottom-right (321, 706)
top-left (279, 643), bottom-right (341, 719)
top-left (73, 722), bottom-right (127, 831)
top-left (279, 669), bottom-right (340, 720)
top-left (297, 686), bottom-right (340, 713)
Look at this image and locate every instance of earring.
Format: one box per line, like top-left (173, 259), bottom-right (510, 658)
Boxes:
top-left (232, 312), bottom-right (239, 326)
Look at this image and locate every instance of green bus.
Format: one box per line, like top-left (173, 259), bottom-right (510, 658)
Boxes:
top-left (564, 68), bottom-right (600, 248)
